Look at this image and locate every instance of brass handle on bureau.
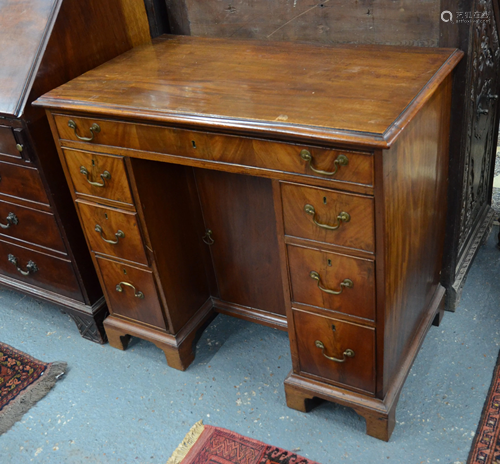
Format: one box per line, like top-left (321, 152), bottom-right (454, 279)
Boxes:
top-left (80, 166), bottom-right (111, 187)
top-left (300, 150), bottom-right (348, 176)
top-left (115, 282), bottom-right (144, 299)
top-left (202, 229), bottom-right (215, 245)
top-left (8, 254), bottom-right (38, 276)
top-left (315, 340), bottom-right (355, 363)
top-left (310, 271), bottom-right (353, 295)
top-left (304, 204), bottom-right (350, 231)
top-left (0, 212), bottom-right (19, 229)
top-left (68, 120), bottom-right (101, 142)
top-left (94, 224), bottom-right (125, 245)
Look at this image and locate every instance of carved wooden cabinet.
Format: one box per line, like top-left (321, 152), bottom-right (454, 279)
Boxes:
top-left (37, 36), bottom-right (461, 440)
top-left (0, 0), bottom-right (150, 342)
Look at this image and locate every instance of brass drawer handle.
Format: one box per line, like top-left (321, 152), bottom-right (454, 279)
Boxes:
top-left (202, 229), bottom-right (214, 245)
top-left (94, 224), bottom-right (125, 245)
top-left (300, 150), bottom-right (348, 176)
top-left (0, 212), bottom-right (19, 229)
top-left (115, 281), bottom-right (144, 299)
top-left (68, 120), bottom-right (101, 142)
top-left (80, 166), bottom-right (111, 187)
top-left (304, 204), bottom-right (350, 230)
top-left (315, 340), bottom-right (355, 363)
top-left (310, 271), bottom-right (353, 295)
top-left (8, 254), bottom-right (38, 276)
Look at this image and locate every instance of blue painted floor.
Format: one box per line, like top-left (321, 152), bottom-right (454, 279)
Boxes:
top-left (0, 226), bottom-right (499, 464)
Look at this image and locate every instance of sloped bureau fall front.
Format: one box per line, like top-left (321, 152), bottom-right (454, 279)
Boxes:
top-left (36, 36), bottom-right (462, 441)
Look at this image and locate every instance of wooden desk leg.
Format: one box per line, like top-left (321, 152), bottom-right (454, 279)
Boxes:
top-left (105, 323), bottom-right (131, 351)
top-left (153, 333), bottom-right (197, 372)
top-left (355, 403), bottom-right (397, 442)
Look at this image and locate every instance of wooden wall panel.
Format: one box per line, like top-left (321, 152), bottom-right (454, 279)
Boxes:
top-left (165, 0), bottom-right (440, 46)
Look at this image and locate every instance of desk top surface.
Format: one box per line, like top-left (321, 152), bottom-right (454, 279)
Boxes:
top-left (36, 35), bottom-right (462, 148)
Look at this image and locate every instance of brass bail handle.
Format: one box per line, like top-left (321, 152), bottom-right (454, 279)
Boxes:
top-left (80, 166), bottom-right (111, 187)
top-left (68, 120), bottom-right (101, 142)
top-left (300, 150), bottom-right (348, 177)
top-left (95, 224), bottom-right (125, 245)
top-left (202, 229), bottom-right (215, 245)
top-left (115, 282), bottom-right (144, 299)
top-left (310, 271), bottom-right (353, 295)
top-left (8, 254), bottom-right (38, 276)
top-left (304, 204), bottom-right (350, 231)
top-left (314, 340), bottom-right (355, 363)
top-left (0, 212), bottom-right (19, 229)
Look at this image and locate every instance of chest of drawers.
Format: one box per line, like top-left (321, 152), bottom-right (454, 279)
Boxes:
top-left (0, 0), bottom-right (150, 342)
top-left (36, 35), bottom-right (462, 440)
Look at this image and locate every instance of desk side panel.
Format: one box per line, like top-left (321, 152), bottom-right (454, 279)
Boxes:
top-left (379, 75), bottom-right (452, 396)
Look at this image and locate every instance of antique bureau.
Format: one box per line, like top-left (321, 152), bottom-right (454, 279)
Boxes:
top-left (0, 0), bottom-right (150, 342)
top-left (36, 35), bottom-right (462, 440)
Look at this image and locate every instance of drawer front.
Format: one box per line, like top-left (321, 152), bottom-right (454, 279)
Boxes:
top-left (54, 115), bottom-right (374, 186)
top-left (96, 257), bottom-right (166, 330)
top-left (0, 126), bottom-right (21, 159)
top-left (282, 183), bottom-right (374, 252)
top-left (62, 149), bottom-right (134, 205)
top-left (288, 245), bottom-right (375, 320)
top-left (0, 161), bottom-right (49, 204)
top-left (0, 200), bottom-right (66, 253)
top-left (0, 239), bottom-right (82, 301)
top-left (294, 309), bottom-right (375, 393)
top-left (76, 201), bottom-right (147, 265)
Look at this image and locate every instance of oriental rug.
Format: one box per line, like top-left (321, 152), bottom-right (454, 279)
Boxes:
top-left (0, 342), bottom-right (66, 435)
top-left (167, 421), bottom-right (320, 464)
top-left (468, 351), bottom-right (500, 464)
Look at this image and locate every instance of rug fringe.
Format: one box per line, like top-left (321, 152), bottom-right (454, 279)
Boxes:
top-left (0, 361), bottom-right (67, 435)
top-left (166, 420), bottom-right (205, 464)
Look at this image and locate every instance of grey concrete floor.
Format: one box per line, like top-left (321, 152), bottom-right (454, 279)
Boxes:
top-left (0, 227), bottom-right (499, 464)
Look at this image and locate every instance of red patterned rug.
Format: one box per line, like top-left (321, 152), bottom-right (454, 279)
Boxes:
top-left (167, 421), bottom-right (320, 464)
top-left (0, 342), bottom-right (66, 435)
top-left (468, 352), bottom-right (500, 463)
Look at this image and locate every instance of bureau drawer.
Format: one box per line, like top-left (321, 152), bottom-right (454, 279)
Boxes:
top-left (76, 201), bottom-right (148, 265)
top-left (288, 245), bottom-right (375, 320)
top-left (62, 149), bottom-right (134, 205)
top-left (54, 115), bottom-right (374, 187)
top-left (281, 183), bottom-right (374, 252)
top-left (0, 126), bottom-right (20, 159)
top-left (0, 161), bottom-right (49, 205)
top-left (0, 239), bottom-right (82, 301)
top-left (293, 309), bottom-right (375, 394)
top-left (0, 200), bottom-right (66, 253)
top-left (96, 257), bottom-right (167, 330)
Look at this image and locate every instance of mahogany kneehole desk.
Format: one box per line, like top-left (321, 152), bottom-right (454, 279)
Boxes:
top-left (36, 35), bottom-right (463, 441)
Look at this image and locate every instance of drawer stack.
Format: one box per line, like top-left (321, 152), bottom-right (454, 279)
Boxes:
top-left (60, 147), bottom-right (170, 335)
top-left (278, 149), bottom-right (377, 396)
top-left (0, 125), bottom-right (83, 301)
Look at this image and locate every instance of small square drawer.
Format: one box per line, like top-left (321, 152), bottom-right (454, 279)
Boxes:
top-left (96, 256), bottom-right (167, 331)
top-left (281, 183), bottom-right (374, 252)
top-left (0, 200), bottom-right (66, 253)
top-left (293, 309), bottom-right (375, 394)
top-left (62, 148), bottom-right (134, 205)
top-left (0, 161), bottom-right (49, 205)
top-left (0, 126), bottom-right (21, 159)
top-left (0, 239), bottom-right (82, 301)
top-left (76, 201), bottom-right (148, 265)
top-left (287, 245), bottom-right (375, 320)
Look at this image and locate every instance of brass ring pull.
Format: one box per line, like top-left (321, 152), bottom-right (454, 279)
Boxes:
top-left (115, 282), bottom-right (144, 299)
top-left (94, 224), bottom-right (125, 245)
top-left (315, 340), bottom-right (355, 363)
top-left (68, 120), bottom-right (101, 142)
top-left (304, 204), bottom-right (350, 230)
top-left (300, 150), bottom-right (348, 176)
top-left (8, 254), bottom-right (38, 276)
top-left (310, 271), bottom-right (353, 295)
top-left (202, 229), bottom-right (214, 245)
top-left (80, 166), bottom-right (111, 187)
top-left (0, 212), bottom-right (19, 229)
